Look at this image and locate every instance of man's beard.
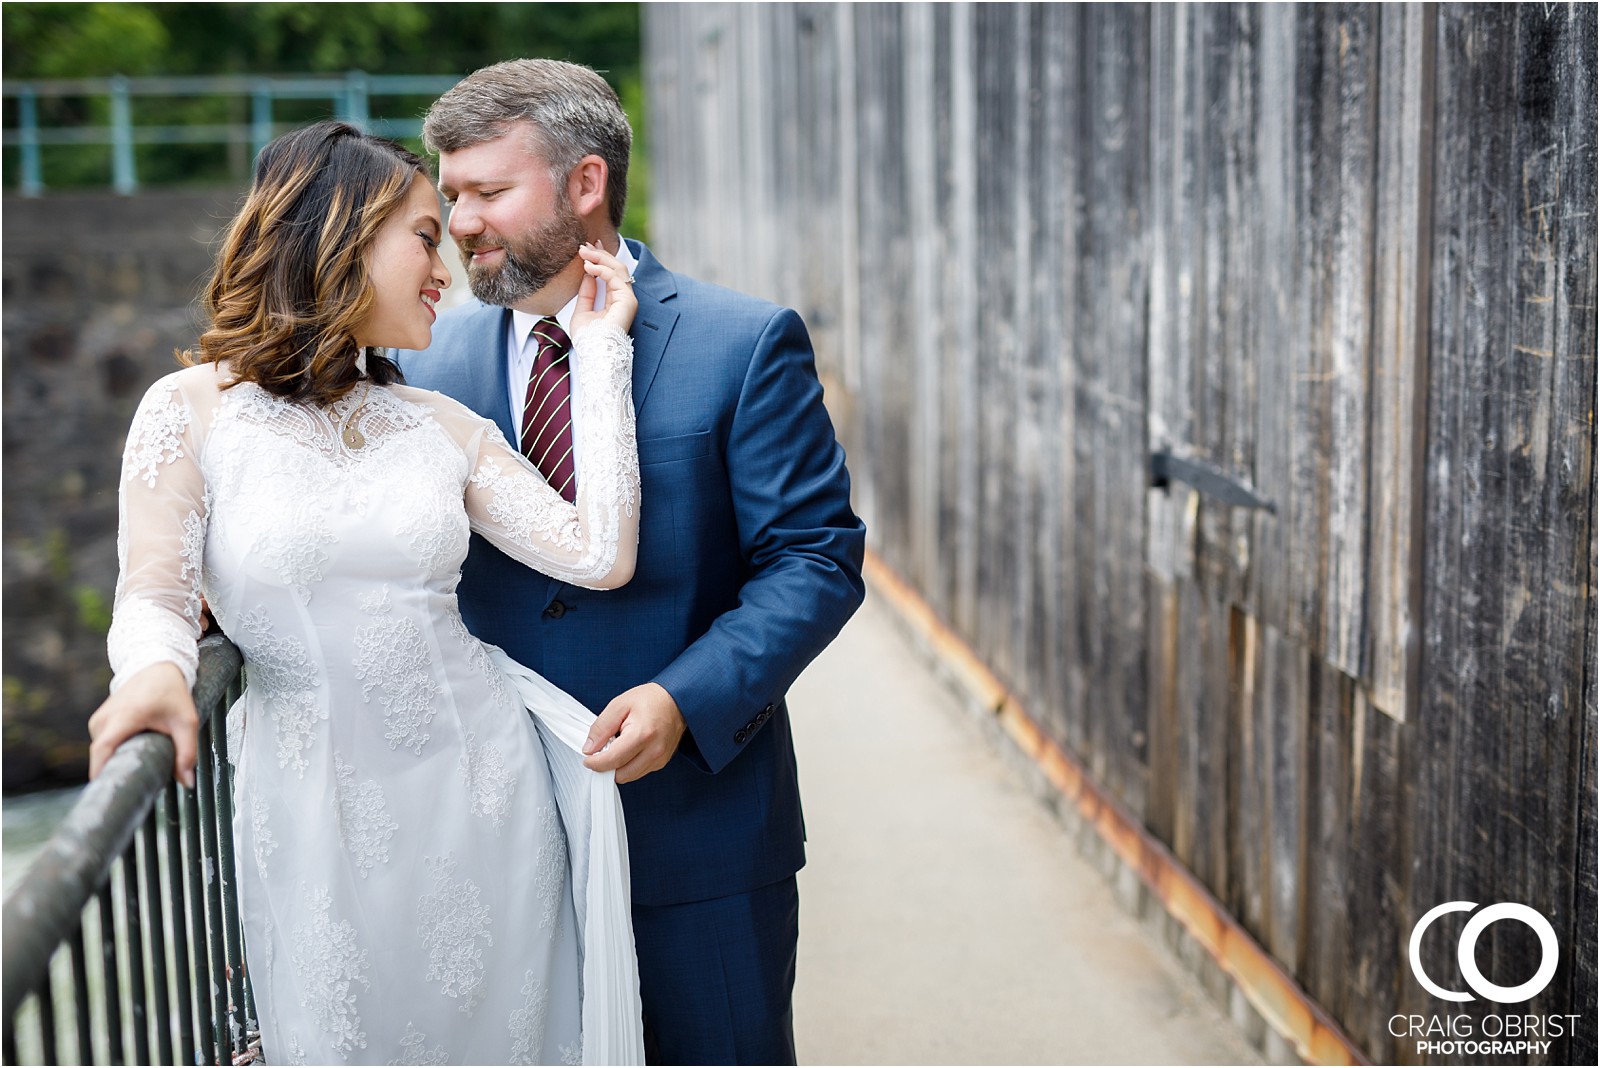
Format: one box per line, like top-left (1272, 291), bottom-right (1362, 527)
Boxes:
top-left (458, 205), bottom-right (587, 307)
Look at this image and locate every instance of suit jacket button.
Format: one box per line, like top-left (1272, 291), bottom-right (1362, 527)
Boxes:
top-left (543, 600), bottom-right (567, 620)
top-left (734, 729), bottom-right (749, 744)
top-left (764, 704), bottom-right (775, 714)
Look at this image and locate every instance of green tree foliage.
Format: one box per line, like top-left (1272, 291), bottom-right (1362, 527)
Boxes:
top-left (3, 2), bottom-right (648, 236)
top-left (3, 2), bottom-right (172, 77)
top-left (3, 3), bottom-right (640, 84)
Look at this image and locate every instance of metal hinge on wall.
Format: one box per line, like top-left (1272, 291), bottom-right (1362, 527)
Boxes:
top-left (1149, 451), bottom-right (1276, 514)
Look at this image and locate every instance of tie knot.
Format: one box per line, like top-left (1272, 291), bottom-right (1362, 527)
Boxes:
top-left (532, 316), bottom-right (571, 360)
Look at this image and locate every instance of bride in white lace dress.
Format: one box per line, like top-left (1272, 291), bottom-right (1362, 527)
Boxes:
top-left (87, 122), bottom-right (644, 1064)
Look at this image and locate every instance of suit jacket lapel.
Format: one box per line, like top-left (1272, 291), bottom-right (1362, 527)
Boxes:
top-left (625, 240), bottom-right (678, 418)
top-left (456, 304), bottom-right (517, 443)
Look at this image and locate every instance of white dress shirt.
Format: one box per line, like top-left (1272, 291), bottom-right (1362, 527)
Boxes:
top-left (506, 239), bottom-right (638, 462)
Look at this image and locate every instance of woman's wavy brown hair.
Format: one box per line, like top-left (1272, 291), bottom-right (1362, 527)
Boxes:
top-left (185, 120), bottom-right (428, 404)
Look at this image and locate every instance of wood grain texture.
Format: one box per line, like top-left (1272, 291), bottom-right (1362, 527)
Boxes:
top-left (1577, 585), bottom-right (1598, 1068)
top-left (1079, 1), bottom-right (1152, 812)
top-left (1014, 3), bottom-right (1056, 721)
top-left (641, 4), bottom-right (1597, 1060)
top-left (1303, 656), bottom-right (1353, 1023)
top-left (974, 1), bottom-right (1019, 687)
top-left (1365, 3), bottom-right (1434, 723)
top-left (1496, 7), bottom-right (1594, 1059)
top-left (1248, 2), bottom-right (1299, 636)
top-left (1145, 1), bottom-right (1199, 588)
top-left (1346, 690), bottom-right (1404, 1065)
top-left (1409, 6), bottom-right (1597, 1062)
top-left (1261, 620), bottom-right (1309, 974)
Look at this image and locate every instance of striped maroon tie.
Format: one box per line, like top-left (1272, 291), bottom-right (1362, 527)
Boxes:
top-left (519, 316), bottom-right (577, 503)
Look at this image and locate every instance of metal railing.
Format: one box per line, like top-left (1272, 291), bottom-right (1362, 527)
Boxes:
top-left (1, 71), bottom-right (460, 195)
top-left (2, 637), bottom-right (251, 1066)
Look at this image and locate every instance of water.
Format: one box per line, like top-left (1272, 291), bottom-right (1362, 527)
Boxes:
top-left (2, 786), bottom-right (84, 896)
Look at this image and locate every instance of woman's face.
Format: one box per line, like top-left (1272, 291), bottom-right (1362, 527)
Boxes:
top-left (355, 174), bottom-right (452, 350)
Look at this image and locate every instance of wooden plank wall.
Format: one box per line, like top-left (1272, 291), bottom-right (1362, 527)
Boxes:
top-left (643, 4), bottom-right (1597, 1063)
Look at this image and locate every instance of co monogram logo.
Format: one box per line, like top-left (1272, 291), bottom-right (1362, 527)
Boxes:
top-left (1409, 902), bottom-right (1559, 1004)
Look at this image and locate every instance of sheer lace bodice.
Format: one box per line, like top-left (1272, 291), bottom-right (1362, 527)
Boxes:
top-left (104, 321), bottom-right (643, 1065)
top-left (108, 320), bottom-right (639, 691)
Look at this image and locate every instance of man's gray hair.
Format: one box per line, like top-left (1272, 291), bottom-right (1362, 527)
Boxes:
top-left (424, 59), bottom-right (632, 228)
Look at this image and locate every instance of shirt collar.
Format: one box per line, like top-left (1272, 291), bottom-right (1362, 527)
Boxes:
top-left (511, 239), bottom-right (638, 348)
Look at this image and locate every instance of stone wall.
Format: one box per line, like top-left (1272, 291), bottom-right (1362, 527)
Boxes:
top-left (3, 189), bottom-right (242, 790)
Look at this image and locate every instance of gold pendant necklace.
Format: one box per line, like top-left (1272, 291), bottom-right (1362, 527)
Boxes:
top-left (342, 383), bottom-right (371, 450)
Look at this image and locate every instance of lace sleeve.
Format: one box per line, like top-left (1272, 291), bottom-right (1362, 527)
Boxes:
top-left (457, 321), bottom-right (640, 590)
top-left (107, 372), bottom-right (209, 690)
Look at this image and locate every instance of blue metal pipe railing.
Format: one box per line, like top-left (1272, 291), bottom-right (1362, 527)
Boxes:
top-left (16, 86), bottom-right (42, 197)
top-left (1, 71), bottom-right (461, 195)
top-left (1, 636), bottom-right (251, 1065)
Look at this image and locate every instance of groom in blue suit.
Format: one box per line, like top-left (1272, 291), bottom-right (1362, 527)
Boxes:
top-left (399, 60), bottom-right (865, 1064)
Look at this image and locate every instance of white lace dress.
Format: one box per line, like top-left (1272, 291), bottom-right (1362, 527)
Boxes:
top-left (106, 322), bottom-right (645, 1065)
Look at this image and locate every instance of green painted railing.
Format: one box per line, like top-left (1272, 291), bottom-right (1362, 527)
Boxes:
top-left (1, 72), bottom-right (460, 195)
top-left (1, 637), bottom-right (251, 1066)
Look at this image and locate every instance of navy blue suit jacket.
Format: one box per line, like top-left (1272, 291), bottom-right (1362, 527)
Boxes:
top-left (399, 241), bottom-right (866, 906)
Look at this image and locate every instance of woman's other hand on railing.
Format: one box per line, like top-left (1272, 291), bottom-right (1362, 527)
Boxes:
top-left (88, 662), bottom-right (199, 787)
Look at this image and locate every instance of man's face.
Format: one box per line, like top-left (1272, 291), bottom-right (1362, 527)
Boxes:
top-left (438, 130), bottom-right (586, 309)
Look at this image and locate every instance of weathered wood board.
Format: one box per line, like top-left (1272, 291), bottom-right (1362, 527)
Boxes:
top-left (644, 4), bottom-right (1598, 1060)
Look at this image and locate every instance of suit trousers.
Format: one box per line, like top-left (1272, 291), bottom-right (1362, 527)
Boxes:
top-left (633, 876), bottom-right (800, 1066)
